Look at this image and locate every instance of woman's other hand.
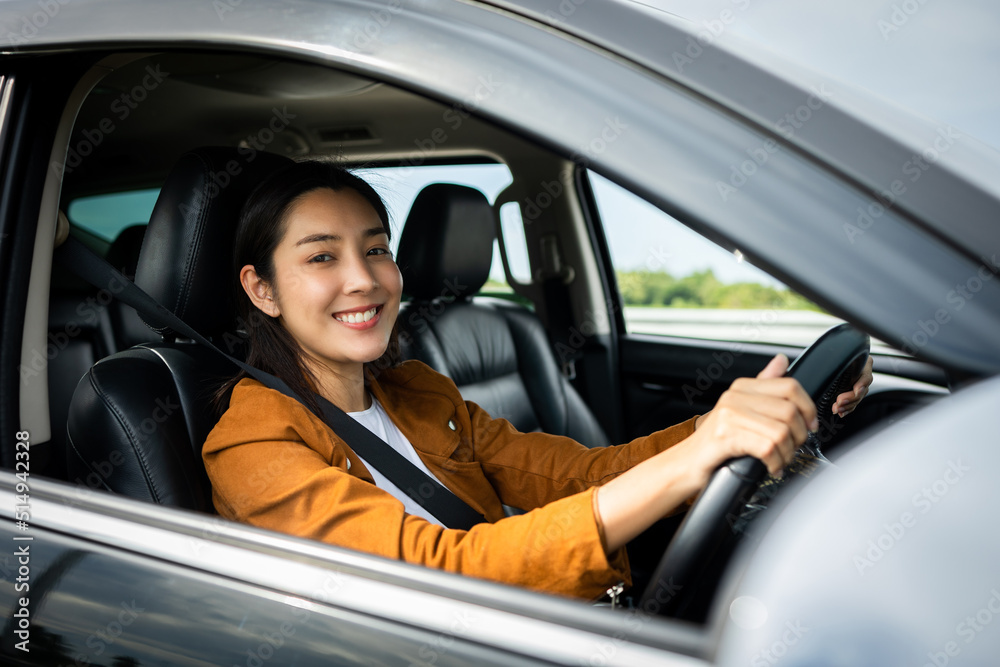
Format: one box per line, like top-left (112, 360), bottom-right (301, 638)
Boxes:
top-left (831, 355), bottom-right (874, 417)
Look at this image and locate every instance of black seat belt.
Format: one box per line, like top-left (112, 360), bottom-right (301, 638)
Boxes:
top-left (56, 235), bottom-right (487, 531)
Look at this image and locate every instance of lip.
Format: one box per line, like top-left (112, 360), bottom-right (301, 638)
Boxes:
top-left (332, 304), bottom-right (383, 330)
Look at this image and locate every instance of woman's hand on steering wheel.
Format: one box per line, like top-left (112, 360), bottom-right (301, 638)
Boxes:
top-left (685, 354), bottom-right (817, 482)
top-left (831, 355), bottom-right (874, 417)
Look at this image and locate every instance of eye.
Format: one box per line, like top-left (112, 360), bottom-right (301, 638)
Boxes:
top-left (309, 253), bottom-right (333, 263)
top-left (368, 247), bottom-right (392, 258)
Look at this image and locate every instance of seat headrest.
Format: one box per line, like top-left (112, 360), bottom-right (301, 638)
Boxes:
top-left (397, 183), bottom-right (495, 300)
top-left (135, 147), bottom-right (294, 337)
top-left (106, 224), bottom-right (146, 280)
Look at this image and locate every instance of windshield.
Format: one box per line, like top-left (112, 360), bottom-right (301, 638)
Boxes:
top-left (631, 0), bottom-right (1000, 151)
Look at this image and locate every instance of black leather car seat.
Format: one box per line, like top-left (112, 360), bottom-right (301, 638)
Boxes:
top-left (396, 184), bottom-right (610, 448)
top-left (65, 147), bottom-right (293, 509)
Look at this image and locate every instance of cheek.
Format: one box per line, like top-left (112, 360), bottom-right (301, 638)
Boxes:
top-left (273, 269), bottom-right (327, 320)
top-left (275, 265), bottom-right (308, 297)
top-left (380, 263), bottom-right (404, 298)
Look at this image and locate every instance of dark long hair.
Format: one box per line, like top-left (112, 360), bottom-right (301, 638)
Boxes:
top-left (216, 160), bottom-right (400, 416)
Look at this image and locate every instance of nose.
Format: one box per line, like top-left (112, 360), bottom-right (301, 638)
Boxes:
top-left (342, 250), bottom-right (379, 294)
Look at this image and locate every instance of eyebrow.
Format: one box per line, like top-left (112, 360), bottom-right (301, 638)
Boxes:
top-left (294, 227), bottom-right (387, 247)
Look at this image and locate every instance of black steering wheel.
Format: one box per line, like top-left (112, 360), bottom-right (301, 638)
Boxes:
top-left (638, 324), bottom-right (870, 619)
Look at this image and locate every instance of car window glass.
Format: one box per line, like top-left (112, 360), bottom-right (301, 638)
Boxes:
top-left (67, 187), bottom-right (159, 241)
top-left (355, 163), bottom-right (523, 296)
top-left (589, 170), bottom-right (845, 346)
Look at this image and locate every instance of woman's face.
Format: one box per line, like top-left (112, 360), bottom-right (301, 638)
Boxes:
top-left (263, 187), bottom-right (401, 378)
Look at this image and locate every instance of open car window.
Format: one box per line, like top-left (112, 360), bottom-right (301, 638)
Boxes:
top-left (589, 170), bottom-right (845, 348)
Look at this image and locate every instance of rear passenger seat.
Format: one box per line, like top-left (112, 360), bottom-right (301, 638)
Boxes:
top-left (43, 223), bottom-right (158, 479)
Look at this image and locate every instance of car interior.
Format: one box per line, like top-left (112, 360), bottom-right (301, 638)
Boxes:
top-left (18, 49), bottom-right (953, 619)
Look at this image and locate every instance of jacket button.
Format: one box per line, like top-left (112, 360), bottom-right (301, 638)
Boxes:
top-left (448, 419), bottom-right (457, 431)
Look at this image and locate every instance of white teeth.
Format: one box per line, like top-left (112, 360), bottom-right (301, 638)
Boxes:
top-left (337, 307), bottom-right (377, 324)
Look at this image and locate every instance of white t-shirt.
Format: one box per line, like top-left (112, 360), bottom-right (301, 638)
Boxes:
top-left (348, 395), bottom-right (447, 527)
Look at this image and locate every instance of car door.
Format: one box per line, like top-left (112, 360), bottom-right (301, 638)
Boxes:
top-left (0, 479), bottom-right (570, 666)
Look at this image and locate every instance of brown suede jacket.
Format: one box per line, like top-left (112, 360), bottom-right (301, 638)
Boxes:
top-left (202, 360), bottom-right (698, 599)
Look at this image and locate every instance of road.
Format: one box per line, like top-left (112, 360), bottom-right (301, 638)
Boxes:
top-left (623, 308), bottom-right (893, 351)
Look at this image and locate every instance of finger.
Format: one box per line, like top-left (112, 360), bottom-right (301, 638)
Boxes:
top-left (736, 416), bottom-right (800, 475)
top-left (832, 357), bottom-right (874, 414)
top-left (713, 393), bottom-right (810, 460)
top-left (833, 399), bottom-right (858, 416)
top-left (741, 392), bottom-right (811, 448)
top-left (832, 390), bottom-right (861, 414)
top-left (854, 357), bottom-right (874, 395)
top-left (732, 376), bottom-right (818, 432)
top-left (701, 406), bottom-right (795, 476)
top-left (756, 353), bottom-right (789, 379)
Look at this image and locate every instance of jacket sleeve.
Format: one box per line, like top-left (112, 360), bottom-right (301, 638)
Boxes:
top-left (203, 381), bottom-right (630, 600)
top-left (466, 400), bottom-right (699, 512)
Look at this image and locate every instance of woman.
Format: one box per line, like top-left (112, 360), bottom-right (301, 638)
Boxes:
top-left (203, 161), bottom-right (872, 600)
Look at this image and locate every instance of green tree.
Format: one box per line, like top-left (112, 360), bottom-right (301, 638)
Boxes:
top-left (615, 269), bottom-right (823, 311)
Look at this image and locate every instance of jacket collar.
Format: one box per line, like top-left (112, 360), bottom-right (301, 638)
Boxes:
top-left (366, 362), bottom-right (465, 461)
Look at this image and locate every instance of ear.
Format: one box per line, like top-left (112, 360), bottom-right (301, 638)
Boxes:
top-left (240, 264), bottom-right (280, 318)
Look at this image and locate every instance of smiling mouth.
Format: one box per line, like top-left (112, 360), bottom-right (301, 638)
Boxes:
top-left (334, 306), bottom-right (380, 324)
